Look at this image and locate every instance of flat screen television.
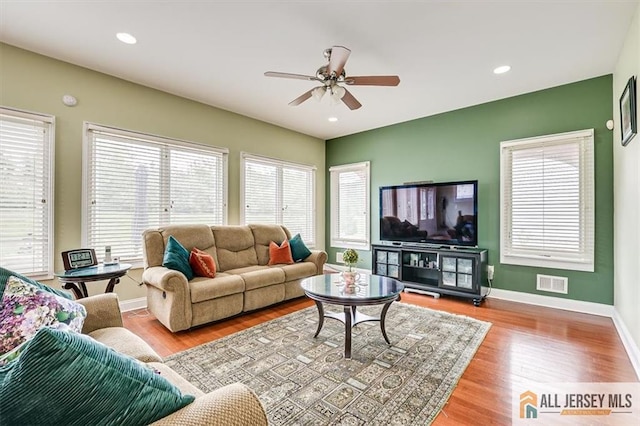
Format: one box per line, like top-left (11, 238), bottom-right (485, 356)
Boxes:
top-left (379, 180), bottom-right (478, 247)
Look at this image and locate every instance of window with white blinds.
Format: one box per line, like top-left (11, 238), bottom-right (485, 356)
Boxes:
top-left (330, 161), bottom-right (370, 249)
top-left (0, 108), bottom-right (55, 279)
top-left (83, 123), bottom-right (228, 265)
top-left (500, 129), bottom-right (594, 272)
top-left (241, 153), bottom-right (316, 247)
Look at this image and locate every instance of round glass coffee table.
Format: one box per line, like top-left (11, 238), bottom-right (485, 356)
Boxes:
top-left (300, 273), bottom-right (404, 359)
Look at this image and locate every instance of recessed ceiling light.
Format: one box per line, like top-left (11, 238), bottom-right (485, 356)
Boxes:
top-left (116, 32), bottom-right (137, 45)
top-left (328, 117), bottom-right (338, 122)
top-left (493, 65), bottom-right (511, 74)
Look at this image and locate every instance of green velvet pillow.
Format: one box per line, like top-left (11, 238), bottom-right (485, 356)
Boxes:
top-left (0, 327), bottom-right (195, 425)
top-left (289, 233), bottom-right (312, 262)
top-left (162, 235), bottom-right (194, 280)
top-left (0, 266), bottom-right (72, 300)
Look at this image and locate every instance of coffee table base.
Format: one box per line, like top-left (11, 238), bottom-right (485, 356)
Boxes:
top-left (312, 299), bottom-right (397, 359)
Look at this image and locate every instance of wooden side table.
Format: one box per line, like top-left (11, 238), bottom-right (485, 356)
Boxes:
top-left (55, 263), bottom-right (131, 299)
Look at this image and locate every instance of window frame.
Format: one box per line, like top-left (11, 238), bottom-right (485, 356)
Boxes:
top-left (82, 122), bottom-right (228, 266)
top-left (330, 161), bottom-right (371, 250)
top-left (500, 128), bottom-right (595, 272)
top-left (0, 107), bottom-right (55, 279)
top-left (240, 152), bottom-right (316, 247)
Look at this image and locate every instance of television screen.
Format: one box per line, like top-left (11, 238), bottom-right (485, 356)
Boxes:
top-left (379, 180), bottom-right (478, 247)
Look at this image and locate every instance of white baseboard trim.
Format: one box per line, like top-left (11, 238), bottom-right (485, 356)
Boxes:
top-left (119, 296), bottom-right (147, 312)
top-left (612, 310), bottom-right (640, 381)
top-left (487, 288), bottom-right (615, 317)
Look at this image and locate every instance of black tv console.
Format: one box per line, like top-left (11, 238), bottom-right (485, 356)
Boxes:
top-left (372, 243), bottom-right (488, 306)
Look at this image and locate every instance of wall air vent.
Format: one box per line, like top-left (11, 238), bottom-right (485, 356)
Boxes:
top-left (536, 274), bottom-right (568, 294)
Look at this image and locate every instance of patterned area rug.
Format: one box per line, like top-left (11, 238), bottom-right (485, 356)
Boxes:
top-left (165, 302), bottom-right (491, 425)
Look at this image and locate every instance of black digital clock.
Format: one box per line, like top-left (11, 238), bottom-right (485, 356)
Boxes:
top-left (61, 248), bottom-right (97, 271)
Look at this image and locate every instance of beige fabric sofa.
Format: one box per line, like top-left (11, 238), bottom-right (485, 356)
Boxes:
top-left (78, 293), bottom-right (268, 425)
top-left (142, 224), bottom-right (327, 332)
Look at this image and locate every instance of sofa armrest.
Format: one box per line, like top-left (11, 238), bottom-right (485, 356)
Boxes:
top-left (150, 383), bottom-right (268, 426)
top-left (76, 293), bottom-right (124, 334)
top-left (305, 250), bottom-right (328, 275)
top-left (142, 266), bottom-right (190, 294)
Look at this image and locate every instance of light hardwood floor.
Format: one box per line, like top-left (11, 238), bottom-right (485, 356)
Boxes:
top-left (123, 293), bottom-right (638, 425)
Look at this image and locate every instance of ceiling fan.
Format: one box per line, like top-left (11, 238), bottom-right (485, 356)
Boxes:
top-left (264, 46), bottom-right (400, 110)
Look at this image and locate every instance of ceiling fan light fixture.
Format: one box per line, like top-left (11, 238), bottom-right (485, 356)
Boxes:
top-left (264, 45), bottom-right (399, 110)
top-left (312, 86), bottom-right (326, 101)
top-left (330, 85), bottom-right (346, 104)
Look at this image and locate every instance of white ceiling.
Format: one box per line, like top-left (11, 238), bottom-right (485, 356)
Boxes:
top-left (1, 1), bottom-right (638, 140)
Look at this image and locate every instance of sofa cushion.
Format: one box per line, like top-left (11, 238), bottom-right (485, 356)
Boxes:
top-left (189, 248), bottom-right (217, 278)
top-left (189, 273), bottom-right (245, 303)
top-left (0, 327), bottom-right (195, 425)
top-left (277, 262), bottom-right (318, 281)
top-left (289, 233), bottom-right (312, 262)
top-left (212, 225), bottom-right (258, 271)
top-left (88, 327), bottom-right (163, 363)
top-left (160, 224), bottom-right (216, 252)
top-left (268, 240), bottom-right (294, 265)
top-left (163, 235), bottom-right (194, 280)
top-left (249, 224), bottom-right (290, 265)
top-left (0, 276), bottom-right (86, 356)
top-left (225, 265), bottom-right (286, 291)
top-left (143, 225), bottom-right (218, 269)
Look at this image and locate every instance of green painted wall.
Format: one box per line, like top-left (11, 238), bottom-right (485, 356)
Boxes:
top-left (0, 43), bottom-right (325, 302)
top-left (326, 75), bottom-right (614, 305)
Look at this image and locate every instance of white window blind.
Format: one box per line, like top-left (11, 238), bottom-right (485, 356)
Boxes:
top-left (500, 129), bottom-right (594, 272)
top-left (330, 161), bottom-right (370, 249)
top-left (84, 123), bottom-right (228, 265)
top-left (241, 153), bottom-right (316, 246)
top-left (0, 107), bottom-right (54, 279)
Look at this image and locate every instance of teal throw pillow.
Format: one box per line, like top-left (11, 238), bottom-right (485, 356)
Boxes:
top-left (0, 266), bottom-right (72, 300)
top-left (289, 233), bottom-right (312, 262)
top-left (0, 276), bottom-right (87, 358)
top-left (162, 235), bottom-right (194, 280)
top-left (0, 327), bottom-right (195, 425)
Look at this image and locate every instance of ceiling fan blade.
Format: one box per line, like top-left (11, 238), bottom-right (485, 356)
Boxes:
top-left (265, 71), bottom-right (319, 81)
top-left (341, 88), bottom-right (362, 110)
top-left (344, 75), bottom-right (400, 86)
top-left (328, 46), bottom-right (351, 76)
top-left (289, 89), bottom-right (314, 106)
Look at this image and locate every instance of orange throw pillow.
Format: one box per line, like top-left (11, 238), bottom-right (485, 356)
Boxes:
top-left (189, 248), bottom-right (216, 278)
top-left (268, 240), bottom-right (294, 265)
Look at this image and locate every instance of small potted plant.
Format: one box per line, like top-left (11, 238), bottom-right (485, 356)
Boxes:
top-left (341, 249), bottom-right (360, 285)
top-left (343, 248), bottom-right (359, 271)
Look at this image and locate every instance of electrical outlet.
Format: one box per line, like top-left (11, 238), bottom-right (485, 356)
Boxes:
top-left (336, 252), bottom-right (344, 263)
top-left (487, 265), bottom-right (494, 280)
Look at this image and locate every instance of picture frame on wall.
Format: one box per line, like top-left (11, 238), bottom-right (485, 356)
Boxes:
top-left (619, 76), bottom-right (637, 146)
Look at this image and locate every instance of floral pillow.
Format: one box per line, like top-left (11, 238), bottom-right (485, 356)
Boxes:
top-left (0, 276), bottom-right (87, 357)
